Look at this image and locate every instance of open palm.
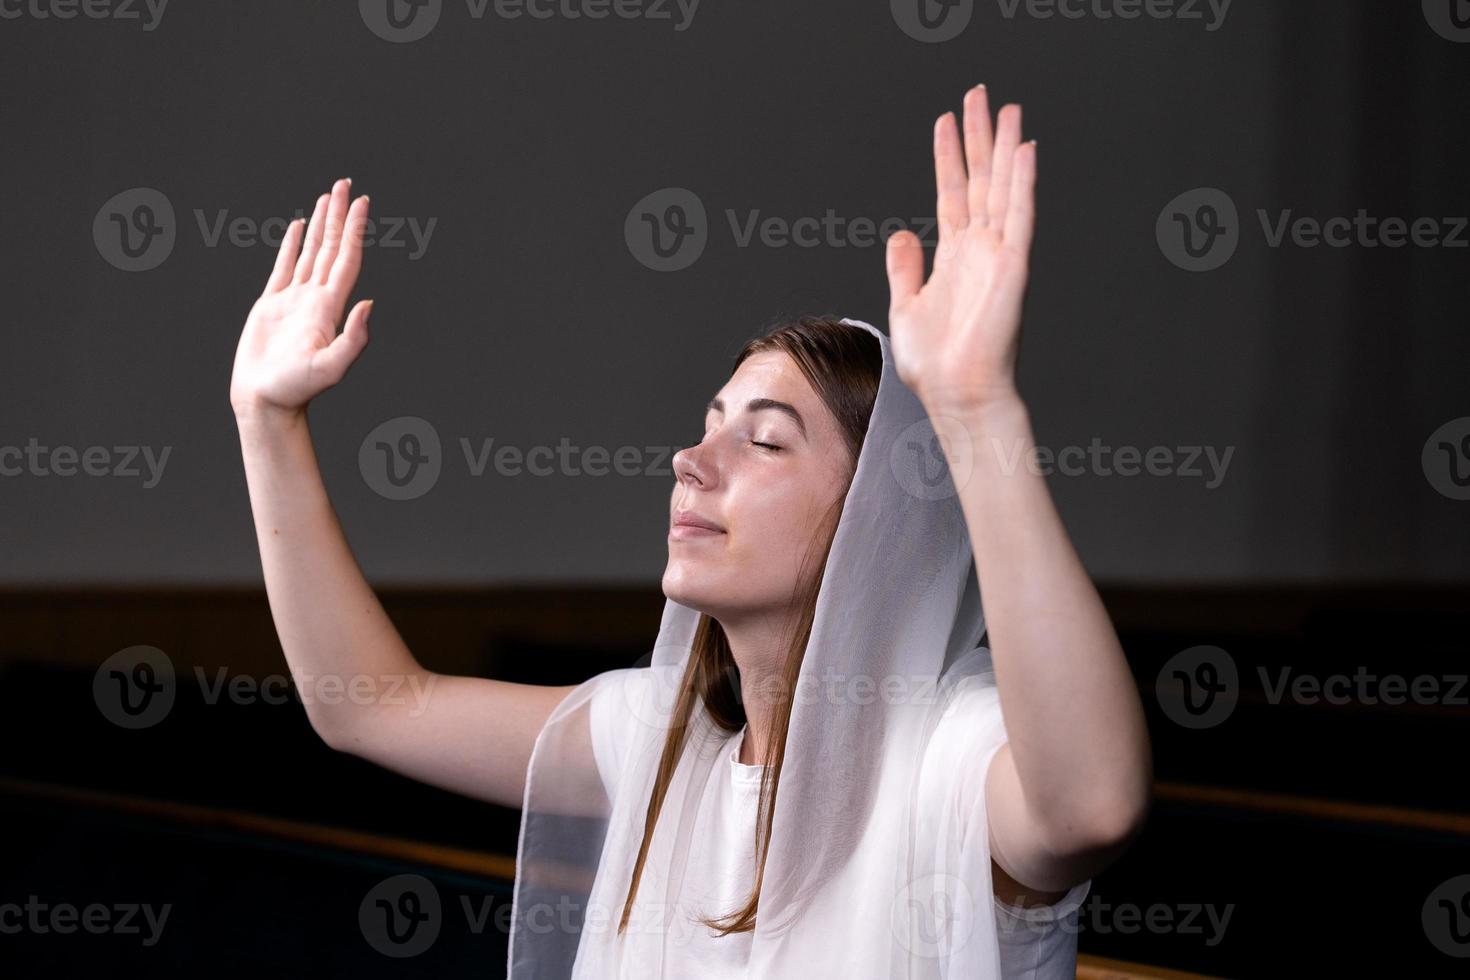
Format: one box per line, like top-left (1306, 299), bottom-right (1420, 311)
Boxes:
top-left (230, 178), bottom-right (374, 418)
top-left (886, 85), bottom-right (1037, 414)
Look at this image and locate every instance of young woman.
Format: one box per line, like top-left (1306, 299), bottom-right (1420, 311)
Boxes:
top-left (230, 83), bottom-right (1152, 978)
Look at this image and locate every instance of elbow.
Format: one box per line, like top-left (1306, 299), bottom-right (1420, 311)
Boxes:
top-left (1043, 784), bottom-right (1153, 858)
top-left (1090, 789), bottom-right (1151, 850)
top-left (316, 727), bottom-right (350, 755)
top-left (306, 707), bottom-right (357, 755)
top-left (1069, 739), bottom-right (1155, 853)
top-left (1033, 727), bottom-right (1155, 859)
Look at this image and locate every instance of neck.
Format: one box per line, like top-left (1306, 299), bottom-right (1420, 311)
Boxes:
top-left (716, 608), bottom-right (802, 767)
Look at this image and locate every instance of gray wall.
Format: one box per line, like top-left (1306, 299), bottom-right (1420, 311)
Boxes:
top-left (1, 0), bottom-right (1466, 586)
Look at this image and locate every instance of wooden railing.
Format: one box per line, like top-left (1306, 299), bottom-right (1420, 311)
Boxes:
top-left (18, 772), bottom-right (1470, 980)
top-left (1077, 954), bottom-right (1223, 979)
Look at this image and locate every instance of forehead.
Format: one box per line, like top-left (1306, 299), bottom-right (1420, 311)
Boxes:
top-left (719, 350), bottom-right (811, 402)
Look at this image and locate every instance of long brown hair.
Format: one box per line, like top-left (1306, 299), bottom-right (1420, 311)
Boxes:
top-left (617, 314), bottom-right (882, 936)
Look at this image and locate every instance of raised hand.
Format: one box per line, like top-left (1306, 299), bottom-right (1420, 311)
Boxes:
top-left (885, 85), bottom-right (1037, 414)
top-left (229, 178), bottom-right (374, 421)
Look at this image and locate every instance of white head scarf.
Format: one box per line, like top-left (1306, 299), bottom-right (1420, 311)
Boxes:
top-left (508, 317), bottom-right (1010, 978)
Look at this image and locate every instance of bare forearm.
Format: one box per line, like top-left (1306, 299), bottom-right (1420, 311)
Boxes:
top-left (235, 408), bottom-right (424, 738)
top-left (225, 181), bottom-right (580, 807)
top-left (936, 394), bottom-right (1151, 843)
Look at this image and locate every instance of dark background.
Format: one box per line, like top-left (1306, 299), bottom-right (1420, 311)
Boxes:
top-left (1, 1), bottom-right (1467, 977)
top-left (1, 0), bottom-right (1465, 585)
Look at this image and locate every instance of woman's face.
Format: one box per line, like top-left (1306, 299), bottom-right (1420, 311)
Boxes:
top-left (663, 350), bottom-right (855, 619)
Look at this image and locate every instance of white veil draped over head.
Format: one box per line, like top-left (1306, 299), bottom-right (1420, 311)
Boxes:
top-left (507, 317), bottom-right (1014, 978)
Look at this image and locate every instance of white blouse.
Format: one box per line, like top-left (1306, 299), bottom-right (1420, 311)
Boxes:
top-left (588, 670), bottom-right (1090, 979)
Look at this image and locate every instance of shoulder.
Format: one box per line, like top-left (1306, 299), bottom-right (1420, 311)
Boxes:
top-left (588, 665), bottom-right (680, 802)
top-left (923, 655), bottom-right (1095, 911)
top-left (923, 660), bottom-right (1008, 788)
top-left (914, 659), bottom-right (1009, 857)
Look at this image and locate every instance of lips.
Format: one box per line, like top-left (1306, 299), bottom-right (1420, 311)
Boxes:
top-left (672, 510), bottom-right (726, 533)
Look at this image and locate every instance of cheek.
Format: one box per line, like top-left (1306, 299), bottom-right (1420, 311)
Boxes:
top-left (729, 471), bottom-right (802, 537)
top-left (727, 470), bottom-right (842, 565)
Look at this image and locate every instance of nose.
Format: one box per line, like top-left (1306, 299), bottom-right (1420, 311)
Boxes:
top-left (672, 439), bottom-right (715, 490)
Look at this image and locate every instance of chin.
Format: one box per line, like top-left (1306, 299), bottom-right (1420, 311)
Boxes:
top-left (661, 563), bottom-right (703, 609)
top-left (661, 560), bottom-right (727, 616)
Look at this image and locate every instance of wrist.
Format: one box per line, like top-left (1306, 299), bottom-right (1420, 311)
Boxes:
top-left (233, 398), bottom-right (308, 435)
top-left (918, 382), bottom-right (1027, 424)
top-left (925, 394), bottom-right (1035, 485)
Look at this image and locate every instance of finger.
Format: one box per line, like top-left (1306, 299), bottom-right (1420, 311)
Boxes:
top-left (963, 84), bottom-right (994, 226)
top-left (293, 193), bottom-right (330, 284)
top-left (1003, 140), bottom-right (1038, 254)
top-left (885, 229), bottom-right (925, 310)
top-left (328, 195), bottom-right (370, 291)
top-left (265, 219), bottom-right (304, 293)
top-left (933, 111), bottom-right (970, 249)
top-left (312, 178), bottom-right (352, 283)
top-left (312, 299), bottom-right (373, 386)
top-left (986, 104), bottom-right (1022, 231)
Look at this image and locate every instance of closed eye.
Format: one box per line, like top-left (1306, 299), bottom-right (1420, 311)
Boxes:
top-left (752, 441), bottom-right (782, 451)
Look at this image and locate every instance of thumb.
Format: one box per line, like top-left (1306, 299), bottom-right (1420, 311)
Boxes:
top-left (885, 229), bottom-right (924, 310)
top-left (313, 299), bottom-right (373, 387)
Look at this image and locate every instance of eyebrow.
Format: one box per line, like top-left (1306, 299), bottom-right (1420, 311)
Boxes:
top-left (706, 396), bottom-right (807, 439)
